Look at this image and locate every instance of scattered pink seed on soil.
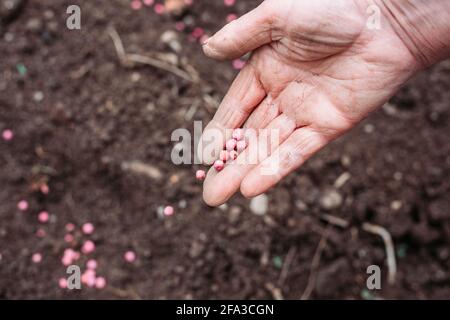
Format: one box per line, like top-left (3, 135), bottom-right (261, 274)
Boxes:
top-left (95, 277), bottom-right (106, 289)
top-left (214, 159), bottom-right (225, 172)
top-left (124, 251), bottom-right (136, 262)
top-left (82, 240), bottom-right (95, 254)
top-left (2, 129), bottom-right (13, 141)
top-left (163, 205), bottom-right (174, 216)
top-left (87, 259), bottom-right (98, 270)
top-left (224, 0), bottom-right (235, 7)
top-left (32, 253), bottom-right (42, 263)
top-left (58, 278), bottom-right (68, 289)
top-left (196, 170), bottom-right (206, 181)
top-left (82, 222), bottom-right (94, 235)
top-left (143, 0), bottom-right (154, 6)
top-left (40, 184), bottom-right (49, 194)
top-left (226, 13), bottom-right (237, 22)
top-left (64, 234), bottom-right (74, 243)
top-left (82, 269), bottom-right (96, 287)
top-left (65, 223), bottom-right (75, 232)
top-left (184, 0), bottom-right (193, 5)
top-left (131, 0), bottom-right (142, 10)
top-left (191, 27), bottom-right (204, 39)
top-left (232, 59), bottom-right (245, 70)
top-left (236, 140), bottom-right (247, 152)
top-left (38, 211), bottom-right (49, 223)
top-left (219, 150), bottom-right (229, 162)
top-left (226, 139), bottom-right (237, 151)
top-left (229, 150), bottom-right (238, 160)
top-left (232, 128), bottom-right (244, 141)
top-left (154, 3), bottom-right (165, 14)
top-left (175, 21), bottom-right (186, 31)
top-left (36, 229), bottom-right (46, 238)
top-left (17, 200), bottom-right (28, 211)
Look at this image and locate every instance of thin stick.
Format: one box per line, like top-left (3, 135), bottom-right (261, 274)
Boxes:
top-left (362, 222), bottom-right (397, 285)
top-left (300, 226), bottom-right (331, 300)
top-left (265, 283), bottom-right (284, 300)
top-left (278, 246), bottom-right (297, 286)
top-left (108, 26), bottom-right (195, 82)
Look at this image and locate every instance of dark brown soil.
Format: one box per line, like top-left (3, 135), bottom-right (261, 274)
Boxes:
top-left (0, 0), bottom-right (449, 299)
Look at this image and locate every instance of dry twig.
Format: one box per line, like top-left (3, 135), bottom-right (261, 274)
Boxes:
top-left (278, 246), bottom-right (297, 286)
top-left (362, 222), bottom-right (397, 285)
top-left (108, 26), bottom-right (195, 83)
top-left (300, 226), bottom-right (331, 300)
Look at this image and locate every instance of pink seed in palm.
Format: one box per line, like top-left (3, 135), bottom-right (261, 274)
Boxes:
top-left (214, 159), bottom-right (224, 171)
top-left (226, 139), bottom-right (237, 151)
top-left (232, 128), bottom-right (244, 141)
top-left (229, 150), bottom-right (238, 160)
top-left (220, 150), bottom-right (229, 162)
top-left (236, 140), bottom-right (247, 152)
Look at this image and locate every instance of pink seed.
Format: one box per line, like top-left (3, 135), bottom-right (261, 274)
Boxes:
top-left (82, 240), bottom-right (95, 254)
top-left (17, 200), bottom-right (28, 211)
top-left (82, 269), bottom-right (96, 287)
top-left (143, 0), bottom-right (154, 6)
top-left (64, 234), bottom-right (74, 243)
top-left (232, 59), bottom-right (246, 70)
top-left (226, 13), bottom-right (238, 23)
top-left (219, 150), bottom-right (229, 162)
top-left (184, 0), bottom-right (193, 5)
top-left (86, 259), bottom-right (97, 270)
top-left (124, 251), bottom-right (136, 262)
top-left (232, 128), bottom-right (244, 141)
top-left (38, 211), bottom-right (49, 223)
top-left (36, 228), bottom-right (46, 238)
top-left (154, 3), bottom-right (165, 14)
top-left (213, 159), bottom-right (224, 172)
top-left (191, 27), bottom-right (204, 39)
top-left (163, 205), bottom-right (174, 216)
top-left (196, 170), bottom-right (206, 181)
top-left (199, 34), bottom-right (210, 45)
top-left (40, 184), bottom-right (49, 194)
top-left (58, 278), bottom-right (68, 289)
top-left (224, 0), bottom-right (235, 6)
top-left (82, 222), bottom-right (94, 235)
top-left (2, 129), bottom-right (13, 141)
top-left (229, 150), bottom-right (238, 160)
top-left (65, 223), bottom-right (75, 232)
top-left (236, 140), bottom-right (247, 152)
top-left (175, 21), bottom-right (186, 31)
top-left (130, 0), bottom-right (142, 10)
top-left (32, 253), bottom-right (42, 263)
top-left (95, 277), bottom-right (106, 289)
top-left (226, 139), bottom-right (237, 151)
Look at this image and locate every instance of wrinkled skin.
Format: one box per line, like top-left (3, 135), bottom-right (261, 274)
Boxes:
top-left (198, 0), bottom-right (419, 206)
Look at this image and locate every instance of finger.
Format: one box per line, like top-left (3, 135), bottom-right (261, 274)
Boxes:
top-left (240, 127), bottom-right (329, 198)
top-left (203, 1), bottom-right (279, 60)
top-left (243, 95), bottom-right (280, 130)
top-left (197, 64), bottom-right (265, 165)
top-left (203, 114), bottom-right (296, 206)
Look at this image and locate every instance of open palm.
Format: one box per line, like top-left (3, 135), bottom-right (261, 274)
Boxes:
top-left (198, 0), bottom-right (419, 206)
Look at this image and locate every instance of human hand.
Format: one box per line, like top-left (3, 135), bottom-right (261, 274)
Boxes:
top-left (197, 0), bottom-right (437, 206)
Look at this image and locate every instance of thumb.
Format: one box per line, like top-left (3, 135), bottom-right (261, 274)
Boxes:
top-left (203, 1), bottom-right (278, 60)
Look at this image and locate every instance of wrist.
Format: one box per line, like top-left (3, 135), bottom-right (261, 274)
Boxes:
top-left (376, 0), bottom-right (450, 69)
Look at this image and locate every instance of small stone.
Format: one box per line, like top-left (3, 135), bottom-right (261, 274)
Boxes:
top-left (33, 91), bottom-right (44, 102)
top-left (250, 194), bottom-right (269, 216)
top-left (319, 188), bottom-right (343, 210)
